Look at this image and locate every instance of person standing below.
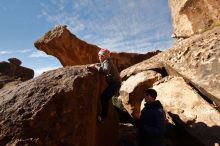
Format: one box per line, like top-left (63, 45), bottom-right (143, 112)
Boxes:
top-left (139, 88), bottom-right (166, 146)
top-left (97, 48), bottom-right (121, 122)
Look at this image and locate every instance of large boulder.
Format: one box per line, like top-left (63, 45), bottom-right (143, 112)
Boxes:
top-left (0, 60), bottom-right (34, 89)
top-left (0, 65), bottom-right (118, 146)
top-left (150, 77), bottom-right (220, 146)
top-left (0, 61), bottom-right (34, 81)
top-left (121, 26), bottom-right (220, 108)
top-left (120, 62), bottom-right (166, 80)
top-left (169, 0), bottom-right (220, 38)
top-left (35, 26), bottom-right (100, 66)
top-left (34, 25), bottom-right (160, 71)
top-left (119, 70), bottom-right (162, 119)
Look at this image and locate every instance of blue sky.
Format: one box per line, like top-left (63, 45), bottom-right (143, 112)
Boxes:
top-left (0, 0), bottom-right (174, 76)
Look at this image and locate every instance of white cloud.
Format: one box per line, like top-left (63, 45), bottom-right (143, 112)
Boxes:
top-left (39, 0), bottom-right (174, 53)
top-left (0, 49), bottom-right (33, 55)
top-left (29, 51), bottom-right (52, 58)
top-left (34, 66), bottom-right (60, 77)
top-left (18, 49), bottom-right (32, 53)
top-left (0, 51), bottom-right (10, 54)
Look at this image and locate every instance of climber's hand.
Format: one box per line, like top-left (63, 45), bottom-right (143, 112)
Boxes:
top-left (89, 63), bottom-right (101, 71)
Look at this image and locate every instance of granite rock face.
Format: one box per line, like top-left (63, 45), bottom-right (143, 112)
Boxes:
top-left (169, 0), bottom-right (220, 37)
top-left (0, 66), bottom-right (118, 146)
top-left (34, 25), bottom-right (160, 71)
top-left (121, 26), bottom-right (220, 108)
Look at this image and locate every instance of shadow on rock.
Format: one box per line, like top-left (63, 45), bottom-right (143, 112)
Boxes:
top-left (167, 112), bottom-right (220, 146)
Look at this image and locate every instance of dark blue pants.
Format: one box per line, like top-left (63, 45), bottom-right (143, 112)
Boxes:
top-left (100, 82), bottom-right (121, 118)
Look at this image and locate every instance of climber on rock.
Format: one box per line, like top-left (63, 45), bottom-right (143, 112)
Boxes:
top-left (96, 48), bottom-right (121, 123)
top-left (138, 88), bottom-right (166, 146)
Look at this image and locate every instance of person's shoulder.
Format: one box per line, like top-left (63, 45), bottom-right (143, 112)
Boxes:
top-left (154, 105), bottom-right (165, 117)
top-left (155, 100), bottom-right (163, 107)
top-left (152, 101), bottom-right (164, 112)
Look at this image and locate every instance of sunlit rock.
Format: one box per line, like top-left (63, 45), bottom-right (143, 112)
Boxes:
top-left (119, 70), bottom-right (162, 119)
top-left (121, 26), bottom-right (220, 108)
top-left (35, 25), bottom-right (160, 71)
top-left (169, 0), bottom-right (220, 37)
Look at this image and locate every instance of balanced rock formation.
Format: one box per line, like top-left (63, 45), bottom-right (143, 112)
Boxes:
top-left (119, 70), bottom-right (162, 119)
top-left (0, 65), bottom-right (118, 146)
top-left (8, 58), bottom-right (22, 66)
top-left (35, 26), bottom-right (100, 66)
top-left (151, 76), bottom-right (220, 146)
top-left (169, 0), bottom-right (220, 38)
top-left (34, 25), bottom-right (160, 71)
top-left (0, 59), bottom-right (34, 89)
top-left (121, 26), bottom-right (220, 108)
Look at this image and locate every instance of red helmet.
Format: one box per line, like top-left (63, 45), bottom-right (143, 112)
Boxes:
top-left (98, 48), bottom-right (111, 58)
